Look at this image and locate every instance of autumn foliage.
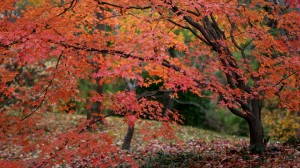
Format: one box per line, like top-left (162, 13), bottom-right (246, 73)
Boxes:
top-left (263, 97), bottom-right (300, 141)
top-left (0, 0), bottom-right (299, 167)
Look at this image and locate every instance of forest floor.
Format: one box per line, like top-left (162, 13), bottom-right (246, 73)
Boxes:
top-left (1, 113), bottom-right (300, 167)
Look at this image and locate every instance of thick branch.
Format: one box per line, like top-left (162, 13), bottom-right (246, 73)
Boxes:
top-left (228, 107), bottom-right (248, 119)
top-left (182, 15), bottom-right (213, 44)
top-left (167, 19), bottom-right (209, 45)
top-left (169, 5), bottom-right (212, 45)
top-left (210, 13), bottom-right (225, 39)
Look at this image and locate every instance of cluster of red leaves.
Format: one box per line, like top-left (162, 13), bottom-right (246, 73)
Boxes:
top-left (0, 114), bottom-right (137, 167)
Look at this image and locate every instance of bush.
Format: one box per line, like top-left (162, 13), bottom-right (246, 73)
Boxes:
top-left (263, 98), bottom-right (300, 141)
top-left (205, 108), bottom-right (248, 136)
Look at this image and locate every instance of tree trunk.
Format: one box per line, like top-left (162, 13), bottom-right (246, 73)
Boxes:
top-left (246, 99), bottom-right (266, 153)
top-left (247, 116), bottom-right (265, 153)
top-left (122, 125), bottom-right (134, 150)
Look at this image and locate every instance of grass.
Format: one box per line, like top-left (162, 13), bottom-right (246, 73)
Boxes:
top-left (106, 116), bottom-right (244, 140)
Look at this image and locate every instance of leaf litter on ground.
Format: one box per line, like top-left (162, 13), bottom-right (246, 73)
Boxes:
top-left (1, 113), bottom-right (299, 167)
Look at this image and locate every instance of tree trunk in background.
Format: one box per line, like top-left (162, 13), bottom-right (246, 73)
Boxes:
top-left (121, 78), bottom-right (138, 150)
top-left (162, 91), bottom-right (174, 114)
top-left (87, 79), bottom-right (104, 125)
top-left (122, 126), bottom-right (135, 150)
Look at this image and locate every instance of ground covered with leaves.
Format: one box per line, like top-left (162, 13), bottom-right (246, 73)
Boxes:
top-left (1, 113), bottom-right (300, 167)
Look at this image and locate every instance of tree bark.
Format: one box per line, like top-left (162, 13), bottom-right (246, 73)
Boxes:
top-left (247, 116), bottom-right (265, 153)
top-left (122, 126), bottom-right (135, 150)
top-left (246, 99), bottom-right (266, 153)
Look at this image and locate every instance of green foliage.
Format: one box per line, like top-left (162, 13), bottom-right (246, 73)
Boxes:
top-left (174, 29), bottom-right (194, 43)
top-left (174, 91), bottom-right (211, 128)
top-left (205, 108), bottom-right (248, 136)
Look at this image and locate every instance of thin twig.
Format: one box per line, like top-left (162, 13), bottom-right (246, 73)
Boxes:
top-left (57, 0), bottom-right (78, 16)
top-left (273, 70), bottom-right (299, 87)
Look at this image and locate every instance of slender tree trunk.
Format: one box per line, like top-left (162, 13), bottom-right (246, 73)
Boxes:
top-left (87, 97), bottom-right (102, 121)
top-left (121, 78), bottom-right (138, 150)
top-left (162, 91), bottom-right (174, 115)
top-left (87, 79), bottom-right (104, 126)
top-left (122, 125), bottom-right (135, 150)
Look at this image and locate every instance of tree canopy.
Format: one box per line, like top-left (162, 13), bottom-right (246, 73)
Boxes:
top-left (0, 0), bottom-right (299, 166)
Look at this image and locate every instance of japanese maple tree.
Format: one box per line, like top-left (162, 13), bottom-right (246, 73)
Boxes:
top-left (1, 0), bottom-right (299, 166)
